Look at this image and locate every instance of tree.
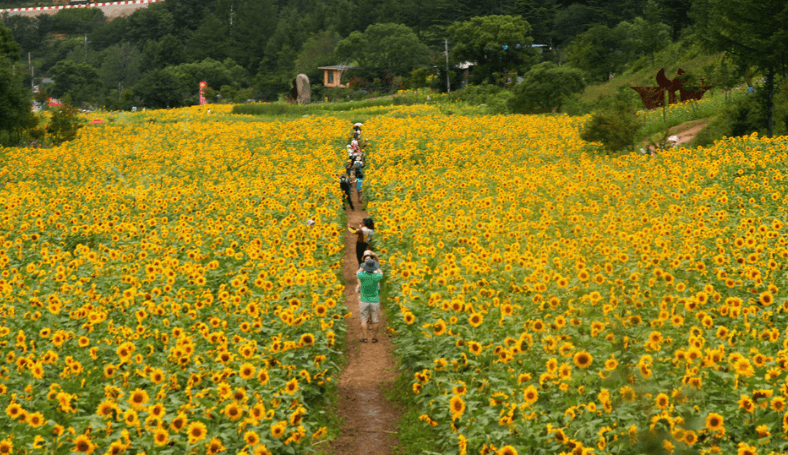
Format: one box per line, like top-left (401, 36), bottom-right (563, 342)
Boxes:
top-left (124, 4), bottom-right (176, 45)
top-left (565, 25), bottom-right (625, 83)
top-left (134, 69), bottom-right (188, 108)
top-left (49, 8), bottom-right (106, 35)
top-left (49, 59), bottom-right (101, 105)
top-left (99, 43), bottom-right (141, 99)
top-left (508, 62), bottom-right (585, 114)
top-left (695, 0), bottom-right (788, 137)
top-left (140, 34), bottom-right (185, 72)
top-left (0, 19), bottom-right (21, 60)
top-left (448, 15), bottom-right (536, 85)
top-left (335, 23), bottom-right (429, 78)
top-left (185, 13), bottom-right (230, 62)
top-left (296, 30), bottom-right (341, 82)
top-left (225, 0), bottom-right (278, 71)
top-left (0, 24), bottom-right (37, 145)
top-left (620, 1), bottom-right (672, 64)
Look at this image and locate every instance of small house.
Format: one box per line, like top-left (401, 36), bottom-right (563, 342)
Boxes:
top-left (318, 65), bottom-right (356, 88)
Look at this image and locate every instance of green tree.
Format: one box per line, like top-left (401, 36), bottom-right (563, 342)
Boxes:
top-left (695, 0), bottom-right (788, 137)
top-left (508, 62), bottom-right (585, 114)
top-left (140, 34), bottom-right (186, 72)
top-left (49, 59), bottom-right (101, 105)
top-left (565, 24), bottom-right (625, 83)
top-left (99, 43), bottom-right (141, 99)
top-left (619, 1), bottom-right (672, 64)
top-left (124, 4), bottom-right (176, 45)
top-left (0, 19), bottom-right (21, 60)
top-left (46, 103), bottom-right (83, 145)
top-left (296, 30), bottom-right (341, 82)
top-left (335, 23), bottom-right (429, 78)
top-left (134, 69), bottom-right (188, 108)
top-left (49, 8), bottom-right (106, 35)
top-left (226, 0), bottom-right (277, 71)
top-left (448, 15), bottom-right (536, 85)
top-left (185, 13), bottom-right (230, 62)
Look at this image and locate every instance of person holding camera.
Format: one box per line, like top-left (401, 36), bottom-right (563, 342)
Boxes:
top-left (348, 218), bottom-right (374, 265)
top-left (356, 257), bottom-right (383, 343)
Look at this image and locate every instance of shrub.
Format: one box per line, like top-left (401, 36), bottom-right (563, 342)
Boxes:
top-left (45, 103), bottom-right (83, 145)
top-left (581, 102), bottom-right (641, 152)
top-left (508, 62), bottom-right (586, 114)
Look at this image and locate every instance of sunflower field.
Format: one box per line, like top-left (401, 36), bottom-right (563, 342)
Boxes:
top-left (365, 109), bottom-right (788, 455)
top-left (0, 107), bottom-right (349, 454)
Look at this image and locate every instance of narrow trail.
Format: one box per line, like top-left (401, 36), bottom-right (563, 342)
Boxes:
top-left (330, 189), bottom-right (401, 455)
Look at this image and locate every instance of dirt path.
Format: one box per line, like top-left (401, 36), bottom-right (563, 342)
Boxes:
top-left (669, 118), bottom-right (709, 146)
top-left (330, 189), bottom-right (401, 455)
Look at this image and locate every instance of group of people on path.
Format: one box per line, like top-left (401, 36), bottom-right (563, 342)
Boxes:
top-left (338, 124), bottom-right (367, 211)
top-left (341, 123), bottom-right (383, 344)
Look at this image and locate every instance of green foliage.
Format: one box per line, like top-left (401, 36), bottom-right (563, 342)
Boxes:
top-left (565, 24), bottom-right (627, 83)
top-left (295, 30), bottom-right (340, 82)
top-left (448, 15), bottom-right (536, 85)
top-left (99, 43), bottom-right (141, 97)
top-left (694, 0), bottom-right (788, 136)
top-left (335, 23), bottom-right (429, 79)
top-left (49, 60), bottom-right (101, 105)
top-left (448, 84), bottom-right (513, 114)
top-left (0, 19), bottom-right (21, 60)
top-left (509, 62), bottom-right (586, 114)
top-left (133, 69), bottom-right (189, 108)
top-left (45, 103), bottom-right (83, 145)
top-left (581, 102), bottom-right (642, 152)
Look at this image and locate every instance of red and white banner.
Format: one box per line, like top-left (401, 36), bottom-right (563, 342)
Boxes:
top-left (0, 0), bottom-right (161, 14)
top-left (199, 81), bottom-right (207, 106)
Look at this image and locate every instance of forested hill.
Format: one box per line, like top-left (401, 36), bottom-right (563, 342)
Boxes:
top-left (0, 0), bottom-right (699, 109)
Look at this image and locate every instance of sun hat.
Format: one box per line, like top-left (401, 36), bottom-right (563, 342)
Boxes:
top-left (362, 258), bottom-right (378, 273)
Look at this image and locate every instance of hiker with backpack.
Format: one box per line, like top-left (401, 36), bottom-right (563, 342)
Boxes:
top-left (339, 173), bottom-right (354, 211)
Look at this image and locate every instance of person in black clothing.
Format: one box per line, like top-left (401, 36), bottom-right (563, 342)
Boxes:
top-left (339, 173), bottom-right (354, 210)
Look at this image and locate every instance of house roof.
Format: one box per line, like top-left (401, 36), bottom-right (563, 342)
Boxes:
top-left (318, 65), bottom-right (357, 70)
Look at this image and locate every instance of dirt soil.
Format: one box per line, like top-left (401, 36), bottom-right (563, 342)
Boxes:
top-left (669, 119), bottom-right (709, 146)
top-left (329, 190), bottom-right (401, 455)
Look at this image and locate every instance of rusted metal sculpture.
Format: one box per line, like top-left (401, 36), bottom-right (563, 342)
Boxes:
top-left (632, 68), bottom-right (712, 109)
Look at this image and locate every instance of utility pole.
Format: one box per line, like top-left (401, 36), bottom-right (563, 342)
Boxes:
top-left (84, 33), bottom-right (90, 62)
top-left (29, 52), bottom-right (34, 91)
top-left (229, 1), bottom-right (234, 35)
top-left (444, 39), bottom-right (450, 93)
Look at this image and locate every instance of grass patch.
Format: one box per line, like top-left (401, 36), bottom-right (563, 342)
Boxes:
top-left (580, 43), bottom-right (721, 103)
top-left (232, 97), bottom-right (398, 118)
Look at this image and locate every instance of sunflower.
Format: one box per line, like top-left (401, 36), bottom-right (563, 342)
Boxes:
top-left (450, 395), bottom-right (466, 421)
top-left (170, 413), bottom-right (188, 432)
top-left (244, 430), bottom-right (260, 446)
top-left (467, 341), bottom-right (482, 356)
top-left (468, 313), bottom-right (484, 328)
top-left (206, 437), bottom-right (225, 455)
top-left (655, 393), bottom-right (669, 410)
top-left (284, 378), bottom-right (299, 395)
top-left (737, 443), bottom-right (757, 455)
top-left (127, 388), bottom-right (149, 411)
top-left (523, 385), bottom-right (539, 404)
top-left (705, 412), bottom-right (724, 431)
top-left (403, 312), bottom-right (416, 324)
top-left (0, 439), bottom-right (13, 455)
top-left (271, 420), bottom-right (287, 439)
top-left (73, 434), bottom-right (96, 454)
top-left (573, 351), bottom-right (593, 369)
top-left (187, 421), bottom-right (208, 443)
top-left (153, 428), bottom-right (170, 446)
top-left (497, 446), bottom-right (518, 455)
top-left (26, 411), bottom-right (46, 428)
top-left (433, 319), bottom-right (447, 335)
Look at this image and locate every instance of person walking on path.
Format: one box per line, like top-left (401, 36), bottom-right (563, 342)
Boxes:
top-left (348, 218), bottom-right (374, 265)
top-left (339, 173), bottom-right (354, 211)
top-left (356, 257), bottom-right (383, 343)
top-left (354, 168), bottom-right (365, 203)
